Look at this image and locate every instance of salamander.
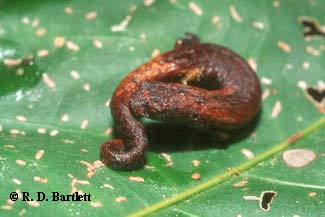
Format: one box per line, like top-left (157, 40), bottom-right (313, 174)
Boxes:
top-left (100, 33), bottom-right (262, 170)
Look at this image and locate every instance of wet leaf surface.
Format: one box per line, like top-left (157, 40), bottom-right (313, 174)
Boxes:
top-left (0, 0), bottom-right (324, 216)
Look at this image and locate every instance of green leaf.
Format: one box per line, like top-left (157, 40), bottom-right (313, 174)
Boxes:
top-left (0, 0), bottom-right (324, 216)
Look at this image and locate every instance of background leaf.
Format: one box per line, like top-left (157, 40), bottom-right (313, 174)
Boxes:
top-left (0, 0), bottom-right (324, 216)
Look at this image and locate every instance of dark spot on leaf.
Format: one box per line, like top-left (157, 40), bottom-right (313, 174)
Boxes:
top-left (306, 87), bottom-right (325, 103)
top-left (298, 17), bottom-right (325, 40)
top-left (305, 86), bottom-right (325, 113)
top-left (260, 191), bottom-right (277, 211)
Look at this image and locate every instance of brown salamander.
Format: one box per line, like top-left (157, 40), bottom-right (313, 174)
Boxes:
top-left (100, 33), bottom-right (261, 170)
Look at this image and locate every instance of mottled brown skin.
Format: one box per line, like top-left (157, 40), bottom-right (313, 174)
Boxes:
top-left (100, 34), bottom-right (262, 170)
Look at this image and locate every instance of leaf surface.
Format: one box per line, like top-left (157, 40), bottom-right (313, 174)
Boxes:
top-left (0, 0), bottom-right (324, 216)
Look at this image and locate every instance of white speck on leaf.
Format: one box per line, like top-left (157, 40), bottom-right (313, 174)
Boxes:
top-left (31, 18), bottom-right (39, 28)
top-left (42, 73), bottom-right (56, 90)
top-left (115, 196), bottom-right (127, 203)
top-left (143, 0), bottom-right (155, 6)
top-left (252, 21), bottom-right (265, 29)
top-left (128, 176), bottom-right (145, 182)
top-left (64, 7), bottom-right (73, 14)
top-left (188, 2), bottom-right (203, 16)
top-left (83, 83), bottom-right (91, 91)
top-left (66, 41), bottom-right (80, 51)
top-left (192, 160), bottom-right (200, 167)
top-left (90, 201), bottom-right (103, 208)
top-left (34, 176), bottom-right (48, 183)
top-left (50, 130), bottom-right (59, 136)
top-left (211, 15), bottom-right (221, 24)
top-left (37, 128), bottom-right (47, 134)
top-left (151, 49), bottom-right (160, 58)
top-left (93, 39), bottom-right (103, 48)
top-left (1, 205), bottom-right (12, 210)
top-left (35, 28), bottom-right (46, 37)
top-left (211, 15), bottom-right (222, 29)
top-left (70, 70), bottom-right (80, 80)
top-left (26, 200), bottom-right (40, 207)
top-left (241, 148), bottom-right (254, 159)
top-left (161, 153), bottom-right (173, 166)
top-left (129, 5), bottom-right (138, 13)
top-left (101, 184), bottom-right (114, 190)
top-left (305, 46), bottom-right (320, 56)
top-left (19, 208), bottom-right (26, 215)
top-left (261, 77), bottom-right (272, 85)
top-left (22, 17), bottom-right (30, 25)
top-left (308, 192), bottom-right (317, 197)
top-left (61, 114), bottom-right (69, 122)
top-left (16, 160), bottom-right (27, 166)
top-left (16, 68), bottom-right (24, 76)
top-left (85, 11), bottom-right (97, 20)
top-left (104, 128), bottom-right (113, 136)
top-left (105, 99), bottom-right (111, 107)
top-left (283, 149), bottom-right (316, 168)
top-left (3, 58), bottom-right (22, 67)
top-left (16, 115), bottom-right (27, 122)
top-left (297, 81), bottom-right (308, 90)
top-left (10, 129), bottom-right (21, 135)
top-left (273, 1), bottom-right (280, 7)
top-left (140, 33), bottom-right (146, 43)
top-left (129, 46), bottom-right (135, 52)
top-left (54, 36), bottom-right (66, 47)
top-left (229, 5), bottom-right (242, 22)
top-left (191, 173), bottom-right (201, 180)
top-left (37, 49), bottom-right (49, 57)
top-left (302, 61), bottom-right (310, 70)
top-left (271, 100), bottom-right (282, 118)
top-left (111, 16), bottom-right (132, 32)
top-left (247, 58), bottom-right (257, 71)
top-left (12, 178), bottom-right (22, 185)
top-left (243, 195), bottom-right (260, 201)
top-left (233, 180), bottom-right (248, 187)
top-left (317, 80), bottom-right (325, 89)
top-left (277, 41), bottom-right (291, 52)
top-left (81, 119), bottom-right (89, 129)
top-left (35, 150), bottom-right (45, 160)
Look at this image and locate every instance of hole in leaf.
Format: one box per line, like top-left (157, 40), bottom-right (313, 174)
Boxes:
top-left (298, 17), bottom-right (325, 40)
top-left (260, 191), bottom-right (277, 211)
top-left (305, 86), bottom-right (325, 113)
top-left (306, 87), bottom-right (325, 103)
